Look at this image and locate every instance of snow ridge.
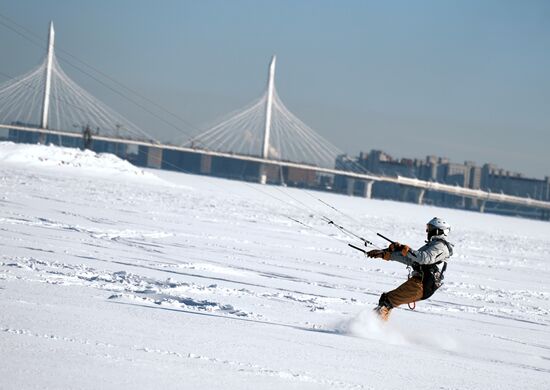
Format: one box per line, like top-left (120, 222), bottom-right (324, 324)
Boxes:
top-left (0, 141), bottom-right (159, 181)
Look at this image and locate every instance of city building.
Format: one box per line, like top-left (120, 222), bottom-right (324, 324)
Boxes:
top-left (333, 149), bottom-right (550, 220)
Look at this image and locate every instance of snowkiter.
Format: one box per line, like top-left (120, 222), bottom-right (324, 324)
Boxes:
top-left (367, 217), bottom-right (454, 321)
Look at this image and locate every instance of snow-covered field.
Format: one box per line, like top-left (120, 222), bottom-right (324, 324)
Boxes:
top-left (1, 142), bottom-right (549, 389)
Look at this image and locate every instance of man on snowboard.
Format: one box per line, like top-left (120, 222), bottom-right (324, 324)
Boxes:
top-left (367, 217), bottom-right (454, 321)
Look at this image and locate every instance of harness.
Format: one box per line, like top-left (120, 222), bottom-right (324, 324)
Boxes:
top-left (413, 261), bottom-right (446, 299)
top-left (407, 239), bottom-right (452, 308)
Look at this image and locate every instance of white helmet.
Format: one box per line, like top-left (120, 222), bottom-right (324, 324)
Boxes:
top-left (427, 217), bottom-right (451, 237)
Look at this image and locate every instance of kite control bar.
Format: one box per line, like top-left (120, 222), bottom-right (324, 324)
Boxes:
top-left (347, 233), bottom-right (417, 258)
top-left (377, 233), bottom-right (394, 244)
top-left (348, 243), bottom-right (368, 254)
top-left (376, 233), bottom-right (417, 258)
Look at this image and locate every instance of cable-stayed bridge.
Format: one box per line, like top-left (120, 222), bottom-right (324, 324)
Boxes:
top-left (1, 22), bottom-right (549, 216)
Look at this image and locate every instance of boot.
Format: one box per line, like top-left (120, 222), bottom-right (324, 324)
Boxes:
top-left (374, 292), bottom-right (393, 321)
top-left (374, 305), bottom-right (391, 321)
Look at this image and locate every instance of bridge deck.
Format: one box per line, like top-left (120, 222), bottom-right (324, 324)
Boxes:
top-left (2, 123), bottom-right (549, 211)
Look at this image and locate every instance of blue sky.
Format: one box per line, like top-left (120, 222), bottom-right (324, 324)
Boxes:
top-left (0, 0), bottom-right (549, 178)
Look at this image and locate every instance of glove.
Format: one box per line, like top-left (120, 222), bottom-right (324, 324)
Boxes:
top-left (389, 242), bottom-right (410, 256)
top-left (367, 249), bottom-right (391, 260)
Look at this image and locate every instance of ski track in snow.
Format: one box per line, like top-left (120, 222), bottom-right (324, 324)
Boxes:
top-left (1, 257), bottom-right (262, 319)
top-left (1, 143), bottom-right (550, 389)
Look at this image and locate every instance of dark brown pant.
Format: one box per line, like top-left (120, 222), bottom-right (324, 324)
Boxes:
top-left (386, 276), bottom-right (424, 307)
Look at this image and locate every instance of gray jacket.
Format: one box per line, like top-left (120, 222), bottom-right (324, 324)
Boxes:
top-left (389, 234), bottom-right (454, 273)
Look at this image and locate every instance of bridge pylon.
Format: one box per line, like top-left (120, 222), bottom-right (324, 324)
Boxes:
top-left (40, 21), bottom-right (55, 130)
top-left (260, 55), bottom-right (276, 184)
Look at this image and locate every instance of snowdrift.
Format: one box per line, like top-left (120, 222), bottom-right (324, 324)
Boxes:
top-left (0, 141), bottom-right (160, 181)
